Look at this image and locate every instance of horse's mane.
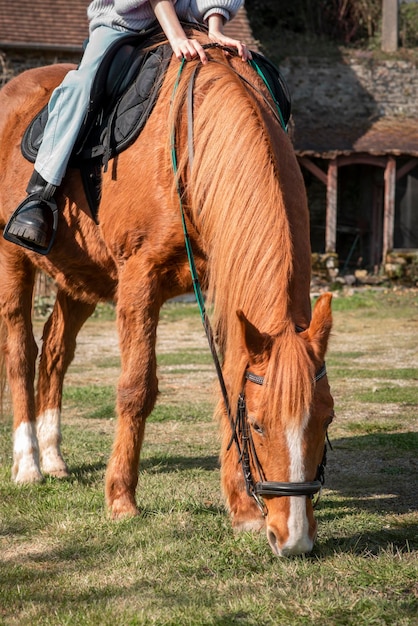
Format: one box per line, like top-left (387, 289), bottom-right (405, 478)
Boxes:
top-left (169, 53), bottom-right (295, 333)
top-left (164, 47), bottom-right (314, 424)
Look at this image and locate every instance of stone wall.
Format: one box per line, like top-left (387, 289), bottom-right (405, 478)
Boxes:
top-left (279, 54), bottom-right (418, 122)
top-left (0, 49), bottom-right (81, 86)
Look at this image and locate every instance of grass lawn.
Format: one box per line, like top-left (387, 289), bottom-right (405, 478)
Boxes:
top-left (0, 288), bottom-right (417, 625)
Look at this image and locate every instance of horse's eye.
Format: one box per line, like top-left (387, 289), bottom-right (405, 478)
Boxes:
top-left (249, 419), bottom-right (264, 435)
top-left (324, 411), bottom-right (335, 429)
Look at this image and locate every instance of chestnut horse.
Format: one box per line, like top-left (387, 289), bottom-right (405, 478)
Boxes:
top-left (0, 35), bottom-right (334, 556)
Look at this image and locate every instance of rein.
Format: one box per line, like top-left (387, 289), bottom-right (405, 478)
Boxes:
top-left (170, 51), bottom-right (328, 517)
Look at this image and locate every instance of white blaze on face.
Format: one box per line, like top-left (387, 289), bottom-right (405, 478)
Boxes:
top-left (281, 415), bottom-right (313, 555)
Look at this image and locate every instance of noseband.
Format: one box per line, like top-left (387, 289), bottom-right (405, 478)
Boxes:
top-left (230, 365), bottom-right (328, 516)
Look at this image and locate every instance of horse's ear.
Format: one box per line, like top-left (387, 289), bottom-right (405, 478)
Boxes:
top-left (236, 310), bottom-right (272, 365)
top-left (307, 293), bottom-right (333, 363)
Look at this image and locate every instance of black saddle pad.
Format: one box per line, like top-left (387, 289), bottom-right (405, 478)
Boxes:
top-left (250, 52), bottom-right (291, 128)
top-left (22, 32), bottom-right (173, 166)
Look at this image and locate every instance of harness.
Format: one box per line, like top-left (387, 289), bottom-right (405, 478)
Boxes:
top-left (170, 52), bottom-right (328, 517)
top-left (235, 368), bottom-right (329, 516)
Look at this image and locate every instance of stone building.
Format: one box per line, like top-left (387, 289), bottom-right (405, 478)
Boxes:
top-left (281, 55), bottom-right (418, 279)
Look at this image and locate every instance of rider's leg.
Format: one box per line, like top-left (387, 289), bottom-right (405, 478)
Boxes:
top-left (4, 26), bottom-right (128, 253)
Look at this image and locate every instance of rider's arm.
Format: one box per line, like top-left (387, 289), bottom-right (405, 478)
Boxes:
top-left (150, 0), bottom-right (208, 63)
top-left (149, 0), bottom-right (250, 63)
top-left (206, 12), bottom-right (250, 61)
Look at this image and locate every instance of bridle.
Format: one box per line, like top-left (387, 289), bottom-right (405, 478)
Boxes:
top-left (229, 364), bottom-right (329, 516)
top-left (170, 48), bottom-right (330, 518)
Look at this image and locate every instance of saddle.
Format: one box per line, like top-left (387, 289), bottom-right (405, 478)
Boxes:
top-left (21, 24), bottom-right (291, 223)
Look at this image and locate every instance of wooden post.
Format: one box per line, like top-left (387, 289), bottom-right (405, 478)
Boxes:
top-left (383, 156), bottom-right (396, 263)
top-left (326, 159), bottom-right (338, 253)
top-left (382, 0), bottom-right (398, 52)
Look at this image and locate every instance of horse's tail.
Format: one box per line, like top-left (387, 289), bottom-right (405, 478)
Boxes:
top-left (0, 315), bottom-right (9, 418)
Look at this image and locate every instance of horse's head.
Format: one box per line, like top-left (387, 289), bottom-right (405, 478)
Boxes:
top-left (227, 293), bottom-right (334, 557)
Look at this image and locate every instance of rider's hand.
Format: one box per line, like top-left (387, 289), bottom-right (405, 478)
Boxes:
top-left (170, 36), bottom-right (208, 64)
top-left (207, 14), bottom-right (252, 62)
top-left (150, 0), bottom-right (209, 64)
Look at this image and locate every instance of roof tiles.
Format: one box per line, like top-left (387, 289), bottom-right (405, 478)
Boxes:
top-left (0, 2), bottom-right (257, 51)
top-left (293, 117), bottom-right (418, 158)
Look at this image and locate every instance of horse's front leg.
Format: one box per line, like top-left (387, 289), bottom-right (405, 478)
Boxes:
top-left (0, 251), bottom-right (41, 483)
top-left (36, 290), bottom-right (96, 477)
top-left (106, 258), bottom-right (161, 518)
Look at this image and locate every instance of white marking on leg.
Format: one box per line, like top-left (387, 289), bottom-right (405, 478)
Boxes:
top-left (12, 422), bottom-right (42, 483)
top-left (281, 417), bottom-right (313, 555)
top-left (37, 409), bottom-right (68, 477)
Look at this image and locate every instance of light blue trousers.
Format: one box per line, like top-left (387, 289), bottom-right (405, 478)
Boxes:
top-left (35, 26), bottom-right (134, 186)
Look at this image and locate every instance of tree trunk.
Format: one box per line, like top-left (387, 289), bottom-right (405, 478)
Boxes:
top-left (382, 0), bottom-right (398, 52)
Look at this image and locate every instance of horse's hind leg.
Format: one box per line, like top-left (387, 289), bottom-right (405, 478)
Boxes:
top-left (0, 251), bottom-right (41, 482)
top-left (105, 257), bottom-right (161, 518)
top-left (36, 289), bottom-right (96, 477)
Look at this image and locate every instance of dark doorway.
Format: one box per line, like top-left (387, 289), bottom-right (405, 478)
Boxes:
top-left (395, 165), bottom-right (418, 249)
top-left (336, 164), bottom-right (384, 272)
top-left (302, 163), bottom-right (327, 253)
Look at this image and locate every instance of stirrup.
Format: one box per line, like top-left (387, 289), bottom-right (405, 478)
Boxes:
top-left (3, 193), bottom-right (58, 255)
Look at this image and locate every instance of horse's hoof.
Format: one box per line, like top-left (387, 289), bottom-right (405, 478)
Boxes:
top-left (46, 468), bottom-right (69, 479)
top-left (109, 497), bottom-right (139, 520)
top-left (41, 457), bottom-right (69, 478)
top-left (12, 464), bottom-right (44, 484)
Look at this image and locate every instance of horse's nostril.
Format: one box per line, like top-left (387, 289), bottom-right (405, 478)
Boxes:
top-left (267, 527), bottom-right (281, 556)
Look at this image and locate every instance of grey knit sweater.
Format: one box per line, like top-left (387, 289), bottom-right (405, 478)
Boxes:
top-left (87, 0), bottom-right (244, 34)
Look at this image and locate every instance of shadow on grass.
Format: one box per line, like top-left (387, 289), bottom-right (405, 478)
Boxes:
top-left (60, 455), bottom-right (218, 491)
top-left (68, 461), bottom-right (107, 483)
top-left (314, 521), bottom-right (418, 556)
top-left (4, 430), bottom-right (414, 560)
top-left (67, 431), bottom-right (416, 518)
top-left (309, 430), bottom-right (418, 554)
top-left (324, 431), bottom-right (417, 514)
top-left (141, 454), bottom-right (219, 473)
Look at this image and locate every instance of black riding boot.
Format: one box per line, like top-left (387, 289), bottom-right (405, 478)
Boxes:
top-left (3, 171), bottom-right (58, 255)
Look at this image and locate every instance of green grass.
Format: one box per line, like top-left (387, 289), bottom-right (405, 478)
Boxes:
top-left (147, 402), bottom-right (213, 423)
top-left (346, 420), bottom-right (407, 435)
top-left (342, 431), bottom-right (418, 452)
top-left (157, 350), bottom-right (213, 366)
top-left (328, 289), bottom-right (418, 314)
top-left (62, 393), bottom-right (213, 425)
top-left (1, 290), bottom-right (417, 625)
top-left (92, 302), bottom-right (117, 320)
top-left (328, 367), bottom-right (418, 380)
top-left (63, 385), bottom-right (117, 420)
top-left (358, 387), bottom-right (417, 404)
top-left (159, 300), bottom-right (201, 323)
